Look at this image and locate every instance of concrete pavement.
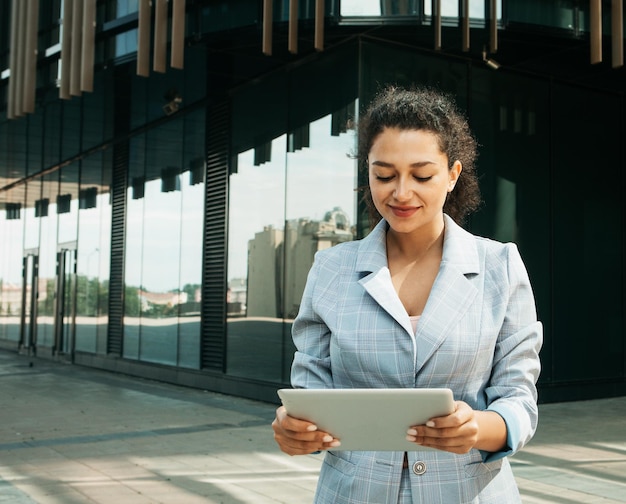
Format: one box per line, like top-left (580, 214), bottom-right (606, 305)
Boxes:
top-left (0, 350), bottom-right (625, 503)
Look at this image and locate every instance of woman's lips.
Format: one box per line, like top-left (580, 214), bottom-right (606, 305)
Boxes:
top-left (389, 205), bottom-right (418, 217)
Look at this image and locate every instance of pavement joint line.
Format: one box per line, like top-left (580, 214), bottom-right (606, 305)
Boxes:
top-left (512, 464), bottom-right (626, 501)
top-left (0, 419), bottom-right (269, 452)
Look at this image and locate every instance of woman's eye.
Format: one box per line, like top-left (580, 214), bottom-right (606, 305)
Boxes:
top-left (376, 175), bottom-right (393, 182)
top-left (415, 176), bottom-right (432, 182)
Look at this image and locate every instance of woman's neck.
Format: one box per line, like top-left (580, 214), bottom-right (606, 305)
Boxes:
top-left (385, 219), bottom-right (445, 264)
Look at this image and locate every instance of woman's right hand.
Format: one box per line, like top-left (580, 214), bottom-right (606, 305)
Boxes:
top-left (272, 405), bottom-right (341, 455)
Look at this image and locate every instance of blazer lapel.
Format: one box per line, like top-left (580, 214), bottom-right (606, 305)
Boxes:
top-left (354, 216), bottom-right (482, 369)
top-left (356, 221), bottom-right (415, 338)
top-left (414, 215), bottom-right (480, 370)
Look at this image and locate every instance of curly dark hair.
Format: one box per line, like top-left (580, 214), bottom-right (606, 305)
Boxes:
top-left (357, 86), bottom-right (481, 226)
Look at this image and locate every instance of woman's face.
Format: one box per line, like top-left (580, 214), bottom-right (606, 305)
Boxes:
top-left (368, 127), bottom-right (461, 237)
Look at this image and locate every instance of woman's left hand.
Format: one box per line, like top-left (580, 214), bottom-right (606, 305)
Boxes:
top-left (406, 400), bottom-right (507, 454)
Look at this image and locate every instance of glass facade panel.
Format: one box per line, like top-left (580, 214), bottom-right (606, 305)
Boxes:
top-left (341, 0), bottom-right (497, 18)
top-left (24, 181), bottom-right (41, 250)
top-left (138, 120), bottom-right (184, 366)
top-left (226, 136), bottom-right (287, 381)
top-left (82, 78), bottom-right (107, 154)
top-left (114, 0), bottom-right (139, 17)
top-left (177, 109), bottom-right (205, 369)
top-left (75, 153), bottom-right (110, 354)
top-left (28, 112), bottom-right (44, 174)
top-left (0, 211), bottom-right (24, 342)
top-left (506, 0), bottom-right (578, 31)
top-left (226, 43), bottom-right (359, 383)
top-left (57, 163), bottom-right (79, 244)
top-left (22, 177), bottom-right (42, 351)
top-left (37, 174), bottom-right (60, 349)
top-left (124, 135), bottom-right (146, 360)
top-left (61, 100), bottom-right (82, 162)
top-left (43, 96), bottom-right (62, 170)
top-left (284, 113), bottom-right (357, 318)
top-left (123, 111), bottom-right (205, 367)
top-left (114, 29), bottom-right (138, 59)
top-left (226, 121), bottom-right (358, 381)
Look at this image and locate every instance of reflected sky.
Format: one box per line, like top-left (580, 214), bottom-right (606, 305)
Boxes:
top-left (228, 115), bottom-right (357, 280)
top-left (124, 179), bottom-right (204, 292)
top-left (341, 0), bottom-right (497, 17)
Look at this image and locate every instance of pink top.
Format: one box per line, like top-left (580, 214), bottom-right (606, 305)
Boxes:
top-left (409, 315), bottom-right (421, 334)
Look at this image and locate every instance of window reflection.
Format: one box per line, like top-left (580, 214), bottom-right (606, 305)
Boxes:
top-left (0, 215), bottom-right (24, 343)
top-left (124, 136), bottom-right (146, 360)
top-left (341, 0), bottom-right (499, 18)
top-left (36, 174), bottom-right (59, 349)
top-left (226, 108), bottom-right (357, 382)
top-left (75, 152), bottom-right (111, 356)
top-left (227, 135), bottom-right (287, 381)
top-left (177, 155), bottom-right (205, 368)
top-left (123, 110), bottom-right (205, 369)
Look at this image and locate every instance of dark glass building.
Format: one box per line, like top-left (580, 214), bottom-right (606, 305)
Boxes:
top-left (1, 1), bottom-right (625, 403)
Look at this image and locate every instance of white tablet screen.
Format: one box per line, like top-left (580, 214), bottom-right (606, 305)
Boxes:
top-left (278, 388), bottom-right (454, 451)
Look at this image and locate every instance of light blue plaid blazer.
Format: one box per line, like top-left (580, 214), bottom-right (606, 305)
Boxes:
top-left (291, 215), bottom-right (543, 504)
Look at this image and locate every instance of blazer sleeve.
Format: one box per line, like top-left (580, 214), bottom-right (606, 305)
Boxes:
top-left (483, 243), bottom-right (543, 462)
top-left (290, 254), bottom-right (334, 389)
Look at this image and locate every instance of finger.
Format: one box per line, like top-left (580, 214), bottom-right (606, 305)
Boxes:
top-left (276, 406), bottom-right (321, 434)
top-left (407, 424), bottom-right (456, 439)
top-left (446, 401), bottom-right (472, 423)
top-left (421, 401), bottom-right (473, 429)
top-left (273, 419), bottom-right (324, 443)
top-left (275, 430), bottom-right (341, 455)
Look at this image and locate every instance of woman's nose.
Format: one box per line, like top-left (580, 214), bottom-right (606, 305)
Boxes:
top-left (394, 178), bottom-right (413, 201)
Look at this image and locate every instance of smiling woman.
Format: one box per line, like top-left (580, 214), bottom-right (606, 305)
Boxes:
top-left (272, 86), bottom-right (543, 504)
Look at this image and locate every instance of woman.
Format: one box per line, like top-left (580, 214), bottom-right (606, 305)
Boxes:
top-left (272, 86), bottom-right (542, 503)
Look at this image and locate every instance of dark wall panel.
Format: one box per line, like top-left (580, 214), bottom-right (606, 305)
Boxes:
top-left (551, 84), bottom-right (623, 384)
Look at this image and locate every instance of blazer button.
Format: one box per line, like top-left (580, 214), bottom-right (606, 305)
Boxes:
top-left (412, 461), bottom-right (426, 475)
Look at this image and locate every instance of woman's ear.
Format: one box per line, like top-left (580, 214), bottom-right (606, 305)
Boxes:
top-left (448, 160), bottom-right (462, 192)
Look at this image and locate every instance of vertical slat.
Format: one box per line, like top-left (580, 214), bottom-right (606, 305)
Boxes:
top-left (153, 0), bottom-right (168, 73)
top-left (70, 0), bottom-right (83, 96)
top-left (590, 0), bottom-right (602, 63)
top-left (107, 67), bottom-right (131, 357)
top-left (23, 0), bottom-right (40, 114)
top-left (490, 0), bottom-right (498, 53)
top-left (612, 0), bottom-right (623, 68)
top-left (81, 0), bottom-right (96, 92)
top-left (107, 143), bottom-right (128, 356)
top-left (262, 0), bottom-right (273, 55)
top-left (171, 0), bottom-right (185, 69)
top-left (60, 0), bottom-right (73, 99)
top-left (288, 0), bottom-right (298, 54)
top-left (8, 0), bottom-right (20, 119)
top-left (137, 0), bottom-right (151, 76)
top-left (433, 0), bottom-right (441, 50)
top-left (14, 0), bottom-right (27, 116)
top-left (201, 102), bottom-right (229, 371)
top-left (461, 0), bottom-right (469, 52)
top-left (315, 0), bottom-right (325, 51)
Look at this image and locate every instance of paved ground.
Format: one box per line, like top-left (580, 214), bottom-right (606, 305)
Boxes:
top-left (0, 349), bottom-right (625, 504)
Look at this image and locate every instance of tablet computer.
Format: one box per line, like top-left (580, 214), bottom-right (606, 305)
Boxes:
top-left (277, 388), bottom-right (455, 451)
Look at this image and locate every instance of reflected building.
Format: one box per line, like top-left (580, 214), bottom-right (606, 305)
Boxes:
top-left (1, 2), bottom-right (625, 403)
top-left (283, 208), bottom-right (354, 319)
top-left (246, 208), bottom-right (354, 320)
top-left (137, 290), bottom-right (188, 313)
